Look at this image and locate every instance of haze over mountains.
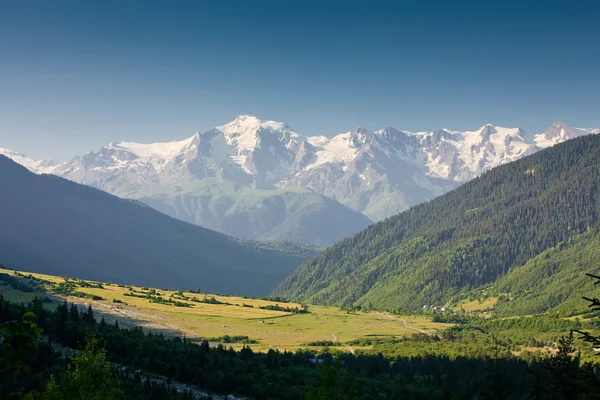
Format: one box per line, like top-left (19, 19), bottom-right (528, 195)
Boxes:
top-left (2, 117), bottom-right (598, 246)
top-left (0, 156), bottom-right (317, 296)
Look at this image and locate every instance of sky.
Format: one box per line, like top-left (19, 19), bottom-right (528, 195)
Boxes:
top-left (1, 0), bottom-right (599, 161)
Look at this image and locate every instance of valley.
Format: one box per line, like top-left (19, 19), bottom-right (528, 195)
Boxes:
top-left (3, 264), bottom-right (599, 365)
top-left (3, 2), bottom-right (600, 398)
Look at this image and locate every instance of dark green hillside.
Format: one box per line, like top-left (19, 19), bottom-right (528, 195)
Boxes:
top-left (488, 229), bottom-right (600, 316)
top-left (273, 134), bottom-right (600, 311)
top-left (0, 156), bottom-right (317, 296)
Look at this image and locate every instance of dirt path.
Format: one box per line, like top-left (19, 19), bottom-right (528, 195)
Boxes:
top-left (400, 319), bottom-right (430, 335)
top-left (63, 297), bottom-right (195, 339)
top-left (375, 312), bottom-right (431, 335)
top-left (329, 333), bottom-right (355, 354)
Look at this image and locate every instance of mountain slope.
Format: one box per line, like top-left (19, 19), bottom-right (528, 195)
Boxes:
top-left (273, 133), bottom-right (600, 310)
top-left (0, 156), bottom-right (317, 296)
top-left (136, 180), bottom-right (371, 247)
top-left (0, 147), bottom-right (58, 173)
top-left (488, 229), bottom-right (600, 317)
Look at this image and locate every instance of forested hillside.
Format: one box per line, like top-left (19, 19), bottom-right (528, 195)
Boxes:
top-left (0, 156), bottom-right (317, 297)
top-left (273, 134), bottom-right (600, 311)
top-left (488, 229), bottom-right (600, 316)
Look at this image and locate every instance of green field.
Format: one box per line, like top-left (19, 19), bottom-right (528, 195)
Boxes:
top-left (0, 268), bottom-right (451, 352)
top-left (0, 287), bottom-right (40, 303)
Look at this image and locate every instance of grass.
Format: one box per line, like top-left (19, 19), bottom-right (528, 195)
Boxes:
top-left (0, 285), bottom-right (59, 311)
top-left (0, 267), bottom-right (452, 351)
top-left (0, 287), bottom-right (40, 303)
top-left (457, 297), bottom-right (499, 313)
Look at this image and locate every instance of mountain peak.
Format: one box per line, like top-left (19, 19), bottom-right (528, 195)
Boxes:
top-left (215, 115), bottom-right (299, 154)
top-left (349, 126), bottom-right (370, 135)
top-left (541, 121), bottom-right (575, 141)
top-left (217, 115), bottom-right (292, 135)
top-left (106, 134), bottom-right (197, 158)
top-left (479, 124), bottom-right (498, 136)
top-left (465, 124), bottom-right (526, 139)
top-left (0, 147), bottom-right (44, 172)
top-left (0, 154), bottom-right (32, 176)
top-left (232, 114), bottom-right (262, 124)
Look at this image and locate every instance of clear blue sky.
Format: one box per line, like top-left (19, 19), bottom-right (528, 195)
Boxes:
top-left (1, 0), bottom-right (599, 160)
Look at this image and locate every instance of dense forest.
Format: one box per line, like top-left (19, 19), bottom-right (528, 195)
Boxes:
top-left (273, 134), bottom-right (600, 311)
top-left (3, 295), bottom-right (600, 400)
top-left (487, 229), bottom-right (600, 316)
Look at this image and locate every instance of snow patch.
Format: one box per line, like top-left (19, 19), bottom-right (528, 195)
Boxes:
top-left (305, 132), bottom-right (360, 169)
top-left (0, 147), bottom-right (41, 171)
top-left (108, 135), bottom-right (196, 160)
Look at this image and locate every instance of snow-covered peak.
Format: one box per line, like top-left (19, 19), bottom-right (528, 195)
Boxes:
top-left (305, 130), bottom-right (362, 169)
top-left (533, 121), bottom-right (591, 148)
top-left (462, 124), bottom-right (526, 140)
top-left (3, 116), bottom-right (598, 225)
top-left (575, 127), bottom-right (600, 134)
top-left (216, 115), bottom-right (292, 136)
top-left (215, 115), bottom-right (300, 153)
top-left (0, 147), bottom-right (37, 171)
top-left (419, 124), bottom-right (535, 181)
top-left (106, 134), bottom-right (198, 159)
top-left (4, 117), bottom-right (598, 209)
top-left (376, 127), bottom-right (426, 137)
top-left (0, 147), bottom-right (57, 173)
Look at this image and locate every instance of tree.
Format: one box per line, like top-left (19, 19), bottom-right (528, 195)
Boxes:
top-left (574, 273), bottom-right (600, 348)
top-left (0, 311), bottom-right (41, 399)
top-left (390, 376), bottom-right (411, 400)
top-left (542, 332), bottom-right (581, 400)
top-left (305, 362), bottom-right (359, 400)
top-left (41, 335), bottom-right (124, 400)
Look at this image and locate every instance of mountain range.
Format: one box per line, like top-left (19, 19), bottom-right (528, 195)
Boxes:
top-left (0, 155), bottom-right (317, 296)
top-left (2, 118), bottom-right (598, 246)
top-left (273, 133), bottom-right (600, 314)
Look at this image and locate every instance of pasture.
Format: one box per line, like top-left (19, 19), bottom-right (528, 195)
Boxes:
top-left (0, 267), bottom-right (452, 351)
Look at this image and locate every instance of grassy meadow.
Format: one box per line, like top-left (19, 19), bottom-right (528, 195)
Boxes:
top-left (0, 267), bottom-right (451, 352)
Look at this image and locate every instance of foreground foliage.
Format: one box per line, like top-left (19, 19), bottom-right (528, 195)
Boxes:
top-left (41, 337), bottom-right (124, 400)
top-left (2, 295), bottom-right (600, 400)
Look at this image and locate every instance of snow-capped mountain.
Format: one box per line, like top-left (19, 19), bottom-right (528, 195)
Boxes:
top-left (417, 124), bottom-right (538, 181)
top-left (0, 148), bottom-right (58, 173)
top-left (3, 117), bottom-right (598, 244)
top-left (286, 126), bottom-right (455, 220)
top-left (534, 121), bottom-right (600, 148)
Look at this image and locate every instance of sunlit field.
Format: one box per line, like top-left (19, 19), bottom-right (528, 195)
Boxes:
top-left (0, 267), bottom-right (452, 351)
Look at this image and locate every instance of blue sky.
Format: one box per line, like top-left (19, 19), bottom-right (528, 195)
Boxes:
top-left (1, 0), bottom-right (599, 160)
